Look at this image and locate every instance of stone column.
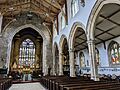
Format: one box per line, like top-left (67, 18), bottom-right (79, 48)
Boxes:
top-left (0, 36), bottom-right (2, 61)
top-left (14, 37), bottom-right (20, 68)
top-left (39, 43), bottom-right (42, 70)
top-left (87, 40), bottom-right (99, 81)
top-left (0, 14), bottom-right (3, 34)
top-left (69, 49), bottom-right (75, 77)
top-left (77, 51), bottom-right (81, 68)
top-left (35, 39), bottom-right (41, 70)
top-left (59, 51), bottom-right (63, 75)
top-left (43, 43), bottom-right (47, 76)
top-left (52, 48), bottom-right (56, 75)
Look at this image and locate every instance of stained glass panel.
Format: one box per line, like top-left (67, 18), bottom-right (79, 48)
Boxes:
top-left (110, 42), bottom-right (120, 64)
top-left (95, 48), bottom-right (100, 66)
top-left (80, 52), bottom-right (85, 67)
top-left (19, 39), bottom-right (35, 68)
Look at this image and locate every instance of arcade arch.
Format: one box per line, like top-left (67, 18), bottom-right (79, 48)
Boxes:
top-left (87, 0), bottom-right (120, 80)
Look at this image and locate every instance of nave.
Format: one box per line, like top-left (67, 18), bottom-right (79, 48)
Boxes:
top-left (0, 0), bottom-right (120, 90)
top-left (8, 83), bottom-right (46, 90)
top-left (1, 74), bottom-right (120, 90)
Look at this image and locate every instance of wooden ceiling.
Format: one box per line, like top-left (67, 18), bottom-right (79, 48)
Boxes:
top-left (0, 0), bottom-right (65, 29)
top-left (95, 4), bottom-right (120, 45)
top-left (74, 3), bottom-right (120, 52)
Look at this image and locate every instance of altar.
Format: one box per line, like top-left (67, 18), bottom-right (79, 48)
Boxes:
top-left (23, 74), bottom-right (32, 81)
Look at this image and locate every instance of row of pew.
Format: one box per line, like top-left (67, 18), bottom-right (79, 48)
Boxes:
top-left (40, 75), bottom-right (120, 90)
top-left (0, 78), bottom-right (12, 90)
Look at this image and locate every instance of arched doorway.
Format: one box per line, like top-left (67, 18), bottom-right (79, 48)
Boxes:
top-left (10, 27), bottom-right (43, 80)
top-left (3, 12), bottom-right (52, 76)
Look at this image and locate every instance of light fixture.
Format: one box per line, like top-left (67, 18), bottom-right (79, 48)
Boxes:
top-left (27, 12), bottom-right (32, 17)
top-left (43, 22), bottom-right (46, 26)
top-left (45, 13), bottom-right (49, 17)
top-left (27, 11), bottom-right (33, 20)
top-left (9, 7), bottom-right (14, 11)
top-left (80, 0), bottom-right (85, 7)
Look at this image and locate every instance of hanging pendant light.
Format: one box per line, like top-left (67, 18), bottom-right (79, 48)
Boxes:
top-left (81, 0), bottom-right (85, 7)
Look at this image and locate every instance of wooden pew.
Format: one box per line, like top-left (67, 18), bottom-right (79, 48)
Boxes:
top-left (0, 78), bottom-right (12, 90)
top-left (40, 75), bottom-right (120, 90)
top-left (47, 76), bottom-right (92, 90)
top-left (63, 82), bottom-right (120, 90)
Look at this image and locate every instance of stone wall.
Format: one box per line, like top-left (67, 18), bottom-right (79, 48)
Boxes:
top-left (1, 13), bottom-right (53, 75)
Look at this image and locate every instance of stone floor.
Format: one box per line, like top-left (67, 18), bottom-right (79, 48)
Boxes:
top-left (9, 82), bottom-right (46, 90)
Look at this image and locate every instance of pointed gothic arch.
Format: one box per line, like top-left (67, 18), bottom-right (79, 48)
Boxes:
top-left (3, 22), bottom-right (52, 75)
top-left (87, 0), bottom-right (120, 41)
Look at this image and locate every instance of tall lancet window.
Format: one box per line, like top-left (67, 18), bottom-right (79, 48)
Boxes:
top-left (109, 41), bottom-right (120, 64)
top-left (95, 48), bottom-right (100, 66)
top-left (80, 52), bottom-right (85, 67)
top-left (18, 39), bottom-right (35, 68)
top-left (71, 0), bottom-right (79, 17)
top-left (61, 14), bottom-right (66, 29)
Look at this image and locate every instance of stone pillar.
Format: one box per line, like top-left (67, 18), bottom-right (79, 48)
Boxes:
top-left (77, 51), bottom-right (81, 73)
top-left (59, 51), bottom-right (63, 75)
top-left (69, 49), bottom-right (75, 77)
top-left (35, 39), bottom-right (41, 70)
top-left (87, 40), bottom-right (99, 81)
top-left (39, 43), bottom-right (42, 70)
top-left (0, 36), bottom-right (2, 61)
top-left (0, 14), bottom-right (3, 34)
top-left (52, 48), bottom-right (56, 75)
top-left (14, 37), bottom-right (20, 68)
top-left (43, 43), bottom-right (47, 76)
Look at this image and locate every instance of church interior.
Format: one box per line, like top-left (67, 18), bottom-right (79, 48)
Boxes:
top-left (0, 0), bottom-right (120, 90)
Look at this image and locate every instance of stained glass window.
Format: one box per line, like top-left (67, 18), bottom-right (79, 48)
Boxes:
top-left (71, 0), bottom-right (79, 17)
top-left (80, 52), bottom-right (85, 67)
top-left (18, 39), bottom-right (35, 68)
top-left (110, 42), bottom-right (120, 64)
top-left (95, 48), bottom-right (100, 66)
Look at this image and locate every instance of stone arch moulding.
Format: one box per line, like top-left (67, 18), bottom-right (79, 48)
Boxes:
top-left (19, 35), bottom-right (37, 46)
top-left (68, 22), bottom-right (86, 50)
top-left (3, 23), bottom-right (52, 76)
top-left (59, 34), bottom-right (68, 53)
top-left (86, 0), bottom-right (120, 41)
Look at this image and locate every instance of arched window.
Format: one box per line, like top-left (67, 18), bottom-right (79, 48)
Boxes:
top-left (61, 15), bottom-right (66, 29)
top-left (71, 0), bottom-right (79, 17)
top-left (95, 48), bottom-right (100, 66)
top-left (109, 41), bottom-right (120, 64)
top-left (80, 52), bottom-right (85, 67)
top-left (18, 39), bottom-right (35, 68)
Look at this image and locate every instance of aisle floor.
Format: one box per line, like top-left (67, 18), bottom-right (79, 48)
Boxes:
top-left (9, 82), bottom-right (46, 90)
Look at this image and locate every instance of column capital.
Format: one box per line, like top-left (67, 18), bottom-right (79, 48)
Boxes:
top-left (60, 52), bottom-right (64, 55)
top-left (87, 39), bottom-right (95, 44)
top-left (59, 50), bottom-right (63, 55)
top-left (69, 48), bottom-right (75, 52)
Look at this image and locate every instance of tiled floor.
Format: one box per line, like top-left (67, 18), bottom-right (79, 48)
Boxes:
top-left (9, 82), bottom-right (46, 90)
